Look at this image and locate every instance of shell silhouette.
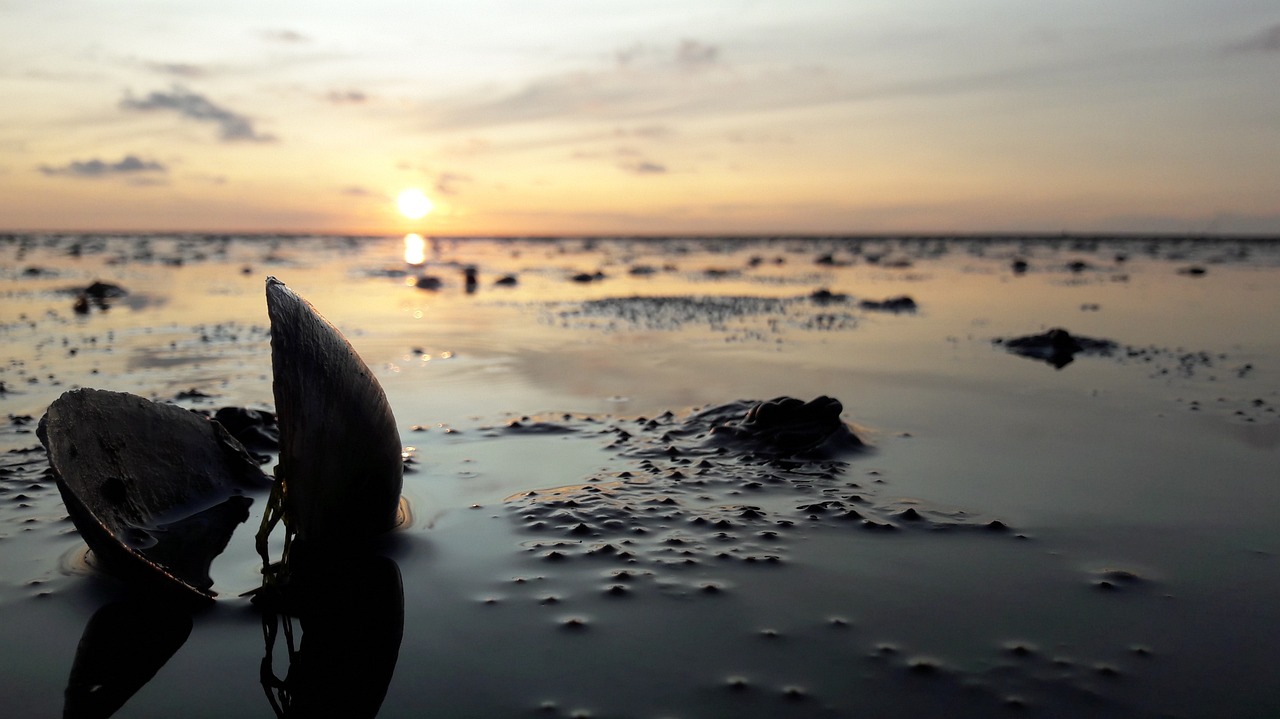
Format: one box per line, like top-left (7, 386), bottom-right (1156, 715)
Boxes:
top-left (38, 389), bottom-right (270, 601)
top-left (262, 277), bottom-right (403, 558)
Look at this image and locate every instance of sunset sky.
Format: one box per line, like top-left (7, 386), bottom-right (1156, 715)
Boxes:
top-left (2, 1), bottom-right (1278, 236)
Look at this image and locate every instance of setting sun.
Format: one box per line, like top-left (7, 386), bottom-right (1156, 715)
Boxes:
top-left (396, 188), bottom-right (434, 220)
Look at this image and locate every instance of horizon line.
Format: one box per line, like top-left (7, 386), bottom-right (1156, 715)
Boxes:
top-left (3, 229), bottom-right (1279, 242)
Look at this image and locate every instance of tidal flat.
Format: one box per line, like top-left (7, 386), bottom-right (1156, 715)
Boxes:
top-left (1, 234), bottom-right (1278, 718)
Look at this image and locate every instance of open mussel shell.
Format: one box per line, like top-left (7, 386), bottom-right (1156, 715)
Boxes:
top-left (265, 277), bottom-right (403, 553)
top-left (38, 388), bottom-right (271, 602)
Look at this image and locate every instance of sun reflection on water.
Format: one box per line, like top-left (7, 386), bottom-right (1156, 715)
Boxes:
top-left (403, 233), bottom-right (426, 266)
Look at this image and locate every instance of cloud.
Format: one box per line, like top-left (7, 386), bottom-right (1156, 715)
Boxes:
top-left (326, 90), bottom-right (368, 105)
top-left (434, 172), bottom-right (472, 196)
top-left (676, 40), bottom-right (720, 72)
top-left (620, 160), bottom-right (667, 175)
top-left (1228, 24), bottom-right (1280, 54)
top-left (120, 86), bottom-right (276, 142)
top-left (615, 124), bottom-right (674, 140)
top-left (145, 62), bottom-right (207, 78)
top-left (38, 154), bottom-right (167, 178)
top-left (615, 40), bottom-right (723, 73)
top-left (260, 29), bottom-right (310, 44)
top-left (340, 185), bottom-right (374, 196)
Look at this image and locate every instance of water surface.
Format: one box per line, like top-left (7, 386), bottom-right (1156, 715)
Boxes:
top-left (1, 235), bottom-right (1277, 717)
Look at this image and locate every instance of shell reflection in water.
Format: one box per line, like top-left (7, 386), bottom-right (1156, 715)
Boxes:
top-left (258, 555), bottom-right (404, 719)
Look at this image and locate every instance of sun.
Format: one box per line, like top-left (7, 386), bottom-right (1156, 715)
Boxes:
top-left (396, 188), bottom-right (434, 220)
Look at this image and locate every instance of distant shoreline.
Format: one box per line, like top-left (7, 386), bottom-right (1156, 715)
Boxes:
top-left (2, 231), bottom-right (1278, 243)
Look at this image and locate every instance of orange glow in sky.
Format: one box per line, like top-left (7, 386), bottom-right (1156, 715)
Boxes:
top-left (1, 2), bottom-right (1278, 235)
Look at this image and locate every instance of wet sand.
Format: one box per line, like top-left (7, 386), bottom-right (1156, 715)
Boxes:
top-left (1, 234), bottom-right (1279, 717)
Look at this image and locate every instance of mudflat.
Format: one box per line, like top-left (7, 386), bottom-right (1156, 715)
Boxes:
top-left (1, 234), bottom-right (1278, 718)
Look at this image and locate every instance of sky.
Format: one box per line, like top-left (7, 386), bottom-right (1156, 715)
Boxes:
top-left (1, 0), bottom-right (1278, 236)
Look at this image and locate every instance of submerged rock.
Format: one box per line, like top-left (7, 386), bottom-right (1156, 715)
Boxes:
top-left (37, 388), bottom-right (270, 601)
top-left (993, 328), bottom-right (1118, 369)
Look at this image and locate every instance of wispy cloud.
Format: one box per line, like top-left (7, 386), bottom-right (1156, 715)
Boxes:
top-left (145, 62), bottom-right (207, 78)
top-left (340, 185), bottom-right (374, 196)
top-left (260, 29), bottom-right (310, 44)
top-left (326, 89), bottom-right (368, 105)
top-left (421, 39), bottom-right (734, 131)
top-left (1228, 24), bottom-right (1280, 54)
top-left (434, 171), bottom-right (472, 196)
top-left (38, 154), bottom-right (167, 178)
top-left (620, 160), bottom-right (667, 175)
top-left (616, 124), bottom-right (674, 140)
top-left (676, 40), bottom-right (720, 72)
top-left (120, 86), bottom-right (276, 142)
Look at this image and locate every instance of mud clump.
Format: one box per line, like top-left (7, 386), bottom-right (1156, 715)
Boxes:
top-left (208, 406), bottom-right (279, 459)
top-left (503, 396), bottom-right (1012, 579)
top-left (859, 296), bottom-right (917, 313)
top-left (993, 328), bottom-right (1118, 369)
top-left (72, 280), bottom-right (128, 314)
top-left (708, 396), bottom-right (863, 458)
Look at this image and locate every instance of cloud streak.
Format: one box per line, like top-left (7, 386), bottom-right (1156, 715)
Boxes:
top-left (326, 89), bottom-right (368, 104)
top-left (1228, 24), bottom-right (1280, 54)
top-left (145, 62), bottom-right (207, 78)
top-left (434, 171), bottom-right (472, 196)
top-left (260, 29), bottom-right (310, 44)
top-left (38, 155), bottom-right (167, 178)
top-left (676, 40), bottom-right (720, 72)
top-left (121, 86), bottom-right (276, 142)
top-left (620, 160), bottom-right (667, 175)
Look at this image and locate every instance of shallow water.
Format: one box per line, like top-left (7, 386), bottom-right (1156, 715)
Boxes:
top-left (1, 234), bottom-right (1278, 717)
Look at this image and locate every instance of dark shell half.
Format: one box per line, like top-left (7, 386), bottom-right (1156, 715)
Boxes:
top-left (266, 277), bottom-right (403, 550)
top-left (38, 388), bottom-right (270, 601)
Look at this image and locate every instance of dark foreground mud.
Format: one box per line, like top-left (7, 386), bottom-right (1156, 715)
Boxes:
top-left (503, 397), bottom-right (1014, 570)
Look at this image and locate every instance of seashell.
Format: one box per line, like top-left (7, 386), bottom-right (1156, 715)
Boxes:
top-left (38, 388), bottom-right (270, 601)
top-left (260, 277), bottom-right (403, 561)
